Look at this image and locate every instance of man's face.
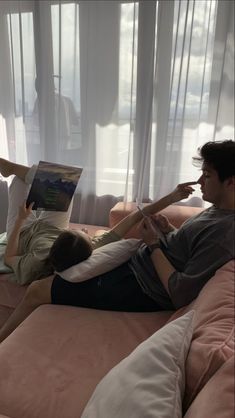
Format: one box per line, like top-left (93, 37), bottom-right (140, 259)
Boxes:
top-left (197, 163), bottom-right (225, 206)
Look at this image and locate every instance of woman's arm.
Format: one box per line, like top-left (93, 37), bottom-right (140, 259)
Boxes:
top-left (4, 202), bottom-right (34, 267)
top-left (111, 182), bottom-right (196, 239)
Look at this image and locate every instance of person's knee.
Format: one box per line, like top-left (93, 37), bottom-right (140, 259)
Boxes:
top-left (24, 281), bottom-right (44, 307)
top-left (25, 278), bottom-right (52, 307)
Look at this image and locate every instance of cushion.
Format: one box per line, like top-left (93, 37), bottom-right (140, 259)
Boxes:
top-left (0, 273), bottom-right (27, 327)
top-left (168, 260), bottom-right (234, 411)
top-left (184, 356), bottom-right (234, 418)
top-left (58, 238), bottom-right (141, 282)
top-left (0, 305), bottom-right (172, 418)
top-left (81, 311), bottom-right (195, 418)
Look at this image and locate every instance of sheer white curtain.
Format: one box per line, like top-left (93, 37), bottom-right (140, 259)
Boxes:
top-left (137, 0), bottom-right (234, 204)
top-left (0, 0), bottom-right (234, 225)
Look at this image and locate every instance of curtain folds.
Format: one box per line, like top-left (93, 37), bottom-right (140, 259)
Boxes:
top-left (0, 0), bottom-right (234, 226)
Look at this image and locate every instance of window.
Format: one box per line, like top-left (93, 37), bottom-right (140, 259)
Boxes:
top-left (0, 0), bottom-right (233, 224)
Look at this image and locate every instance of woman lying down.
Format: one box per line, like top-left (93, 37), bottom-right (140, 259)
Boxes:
top-left (2, 140), bottom-right (234, 343)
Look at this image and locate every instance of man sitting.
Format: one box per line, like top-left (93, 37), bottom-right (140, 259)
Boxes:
top-left (0, 140), bottom-right (234, 343)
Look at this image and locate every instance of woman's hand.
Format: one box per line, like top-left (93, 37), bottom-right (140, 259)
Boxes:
top-left (17, 201), bottom-right (34, 222)
top-left (170, 181), bottom-right (197, 204)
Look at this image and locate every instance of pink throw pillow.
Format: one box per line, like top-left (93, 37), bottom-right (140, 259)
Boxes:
top-left (184, 356), bottom-right (234, 418)
top-left (168, 260), bottom-right (234, 412)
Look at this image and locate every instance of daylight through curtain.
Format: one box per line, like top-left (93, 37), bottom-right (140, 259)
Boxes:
top-left (0, 0), bottom-right (234, 225)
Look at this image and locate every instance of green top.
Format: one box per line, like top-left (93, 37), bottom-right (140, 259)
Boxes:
top-left (11, 220), bottom-right (119, 285)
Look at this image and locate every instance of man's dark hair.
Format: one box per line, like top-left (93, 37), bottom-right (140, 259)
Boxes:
top-left (48, 231), bottom-right (92, 272)
top-left (193, 140), bottom-right (235, 182)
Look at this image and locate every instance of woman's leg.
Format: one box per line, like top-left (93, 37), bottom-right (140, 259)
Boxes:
top-left (6, 176), bottom-right (36, 236)
top-left (0, 158), bottom-right (29, 181)
top-left (0, 161), bottom-right (38, 236)
top-left (0, 276), bottom-right (53, 343)
top-left (38, 197), bottom-right (74, 230)
top-left (6, 166), bottom-right (37, 236)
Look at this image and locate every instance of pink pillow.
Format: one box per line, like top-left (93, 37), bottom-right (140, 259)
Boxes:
top-left (184, 356), bottom-right (234, 418)
top-left (168, 260), bottom-right (234, 411)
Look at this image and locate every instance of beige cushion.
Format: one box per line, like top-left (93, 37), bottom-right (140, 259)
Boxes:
top-left (58, 238), bottom-right (141, 282)
top-left (81, 311), bottom-right (195, 418)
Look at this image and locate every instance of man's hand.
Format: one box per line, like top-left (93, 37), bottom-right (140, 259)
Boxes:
top-left (169, 181), bottom-right (197, 204)
top-left (139, 216), bottom-right (160, 246)
top-left (17, 201), bottom-right (34, 222)
top-left (153, 214), bottom-right (175, 234)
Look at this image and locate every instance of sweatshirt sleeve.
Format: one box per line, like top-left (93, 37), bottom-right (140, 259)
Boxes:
top-left (167, 239), bottom-right (233, 309)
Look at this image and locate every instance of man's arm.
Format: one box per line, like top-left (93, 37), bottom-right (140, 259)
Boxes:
top-left (150, 249), bottom-right (175, 294)
top-left (4, 202), bottom-right (34, 267)
top-left (111, 182), bottom-right (196, 239)
top-left (140, 216), bottom-right (175, 294)
top-left (141, 216), bottom-right (234, 308)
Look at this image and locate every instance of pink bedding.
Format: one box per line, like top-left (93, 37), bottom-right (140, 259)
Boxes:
top-left (0, 305), bottom-right (172, 418)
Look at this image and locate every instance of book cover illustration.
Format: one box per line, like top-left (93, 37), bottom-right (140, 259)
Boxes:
top-left (26, 161), bottom-right (83, 211)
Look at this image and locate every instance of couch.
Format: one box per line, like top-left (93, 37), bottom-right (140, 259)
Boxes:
top-left (0, 197), bottom-right (234, 418)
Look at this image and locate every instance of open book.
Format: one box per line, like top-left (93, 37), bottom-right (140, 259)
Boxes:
top-left (26, 161), bottom-right (83, 211)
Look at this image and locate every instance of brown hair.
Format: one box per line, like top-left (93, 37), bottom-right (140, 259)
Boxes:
top-left (48, 231), bottom-right (92, 272)
top-left (193, 140), bottom-right (235, 182)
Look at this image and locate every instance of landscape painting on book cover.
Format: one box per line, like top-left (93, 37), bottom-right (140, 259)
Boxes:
top-left (26, 161), bottom-right (83, 211)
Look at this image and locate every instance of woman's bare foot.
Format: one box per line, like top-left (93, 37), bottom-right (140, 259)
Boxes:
top-left (0, 159), bottom-right (29, 181)
top-left (0, 158), bottom-right (14, 177)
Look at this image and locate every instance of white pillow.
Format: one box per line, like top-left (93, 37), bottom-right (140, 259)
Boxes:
top-left (58, 238), bottom-right (142, 282)
top-left (81, 311), bottom-right (195, 418)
